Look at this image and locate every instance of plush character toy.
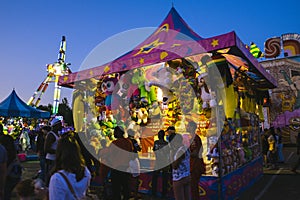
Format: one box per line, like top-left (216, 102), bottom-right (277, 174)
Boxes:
top-left (95, 79), bottom-right (106, 106)
top-left (166, 59), bottom-right (184, 74)
top-left (198, 76), bottom-right (212, 109)
top-left (89, 118), bottom-right (102, 135)
top-left (101, 74), bottom-right (119, 111)
top-left (236, 143), bottom-right (246, 166)
top-left (211, 157), bottom-right (219, 176)
top-left (131, 68), bottom-right (157, 105)
top-left (150, 66), bottom-right (175, 100)
top-left (101, 112), bottom-right (117, 140)
top-left (132, 107), bottom-right (148, 125)
top-left (148, 103), bottom-right (162, 119)
top-left (117, 71), bottom-right (139, 103)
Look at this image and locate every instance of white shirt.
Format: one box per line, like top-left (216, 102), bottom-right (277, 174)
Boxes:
top-left (49, 167), bottom-right (91, 200)
top-left (46, 131), bottom-right (60, 161)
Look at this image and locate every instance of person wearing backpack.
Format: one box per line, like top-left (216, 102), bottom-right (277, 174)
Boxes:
top-left (0, 134), bottom-right (22, 200)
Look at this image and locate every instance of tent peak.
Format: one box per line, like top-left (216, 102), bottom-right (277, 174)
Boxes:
top-left (0, 90), bottom-right (50, 118)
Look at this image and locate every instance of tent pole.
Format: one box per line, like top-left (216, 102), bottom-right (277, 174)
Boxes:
top-left (217, 103), bottom-right (223, 200)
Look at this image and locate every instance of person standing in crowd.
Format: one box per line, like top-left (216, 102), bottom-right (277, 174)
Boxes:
top-left (152, 129), bottom-right (169, 198)
top-left (0, 143), bottom-right (7, 199)
top-left (0, 123), bottom-right (4, 136)
top-left (0, 124), bottom-right (6, 199)
top-left (98, 139), bottom-right (110, 185)
top-left (127, 129), bottom-right (142, 200)
top-left (44, 118), bottom-right (62, 186)
top-left (170, 134), bottom-right (191, 200)
top-left (0, 134), bottom-right (22, 200)
top-left (262, 129), bottom-right (270, 167)
top-left (36, 125), bottom-right (51, 183)
top-left (188, 121), bottom-right (204, 200)
top-left (108, 126), bottom-right (133, 200)
top-left (276, 127), bottom-right (284, 163)
top-left (74, 132), bottom-right (100, 182)
top-left (49, 134), bottom-right (91, 200)
top-left (19, 127), bottom-right (31, 152)
top-left (166, 126), bottom-right (176, 142)
top-left (267, 127), bottom-right (278, 170)
top-left (291, 130), bottom-right (300, 174)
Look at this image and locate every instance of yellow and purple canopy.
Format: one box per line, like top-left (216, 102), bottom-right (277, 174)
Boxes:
top-left (59, 7), bottom-right (276, 90)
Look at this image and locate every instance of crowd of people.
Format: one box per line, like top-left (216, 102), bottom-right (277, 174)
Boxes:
top-left (151, 122), bottom-right (205, 200)
top-left (261, 126), bottom-right (300, 174)
top-left (0, 117), bottom-right (207, 200)
top-left (262, 127), bottom-right (285, 170)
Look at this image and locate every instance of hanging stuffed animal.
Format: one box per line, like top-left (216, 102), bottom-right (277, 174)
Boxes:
top-left (132, 107), bottom-right (148, 125)
top-left (101, 74), bottom-right (119, 111)
top-left (117, 71), bottom-right (140, 104)
top-left (131, 68), bottom-right (157, 105)
top-left (150, 66), bottom-right (176, 110)
top-left (136, 107), bottom-right (149, 125)
top-left (236, 143), bottom-right (246, 166)
top-left (198, 76), bottom-right (212, 109)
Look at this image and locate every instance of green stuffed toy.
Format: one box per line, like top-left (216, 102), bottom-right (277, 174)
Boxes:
top-left (131, 68), bottom-right (157, 105)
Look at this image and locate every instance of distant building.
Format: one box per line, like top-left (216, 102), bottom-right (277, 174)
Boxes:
top-left (261, 56), bottom-right (300, 143)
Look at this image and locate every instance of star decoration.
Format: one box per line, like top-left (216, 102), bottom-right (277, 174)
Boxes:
top-left (211, 39), bottom-right (219, 47)
top-left (139, 58), bottom-right (145, 64)
top-left (104, 66), bottom-right (110, 73)
top-left (134, 39), bottom-right (164, 56)
top-left (63, 76), bottom-right (68, 82)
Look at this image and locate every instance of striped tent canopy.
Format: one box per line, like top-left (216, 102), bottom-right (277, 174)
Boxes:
top-left (0, 89), bottom-right (50, 118)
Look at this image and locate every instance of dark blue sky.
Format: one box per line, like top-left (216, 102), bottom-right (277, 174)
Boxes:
top-left (0, 0), bottom-right (299, 106)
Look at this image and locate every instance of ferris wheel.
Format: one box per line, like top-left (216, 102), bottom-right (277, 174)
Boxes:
top-left (27, 36), bottom-right (71, 114)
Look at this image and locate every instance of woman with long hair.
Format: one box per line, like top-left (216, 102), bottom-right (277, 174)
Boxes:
top-left (48, 133), bottom-right (91, 200)
top-left (0, 134), bottom-right (22, 200)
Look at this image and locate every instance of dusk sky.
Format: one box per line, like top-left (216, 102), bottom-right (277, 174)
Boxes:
top-left (0, 0), bottom-right (299, 107)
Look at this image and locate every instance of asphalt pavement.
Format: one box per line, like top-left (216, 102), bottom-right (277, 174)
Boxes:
top-left (238, 146), bottom-right (300, 200)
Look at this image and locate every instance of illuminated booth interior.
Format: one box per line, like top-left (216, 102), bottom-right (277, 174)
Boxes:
top-left (59, 7), bottom-right (276, 200)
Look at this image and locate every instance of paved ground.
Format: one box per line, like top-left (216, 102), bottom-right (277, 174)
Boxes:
top-left (11, 146), bottom-right (300, 200)
top-left (238, 146), bottom-right (300, 200)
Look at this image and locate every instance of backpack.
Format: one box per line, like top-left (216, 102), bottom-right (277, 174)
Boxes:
top-left (7, 158), bottom-right (22, 179)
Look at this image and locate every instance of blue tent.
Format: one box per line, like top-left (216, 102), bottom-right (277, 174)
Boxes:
top-left (0, 89), bottom-right (50, 118)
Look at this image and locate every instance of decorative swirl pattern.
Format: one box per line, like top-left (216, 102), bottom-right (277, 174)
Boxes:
top-left (264, 37), bottom-right (281, 58)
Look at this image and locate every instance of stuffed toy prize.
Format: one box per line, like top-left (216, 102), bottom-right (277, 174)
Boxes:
top-left (131, 68), bottom-right (157, 105)
top-left (101, 74), bottom-right (119, 110)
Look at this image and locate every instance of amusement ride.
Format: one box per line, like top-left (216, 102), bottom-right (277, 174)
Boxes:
top-left (27, 36), bottom-right (71, 114)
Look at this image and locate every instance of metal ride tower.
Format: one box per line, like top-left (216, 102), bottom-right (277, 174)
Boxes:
top-left (27, 36), bottom-right (71, 114)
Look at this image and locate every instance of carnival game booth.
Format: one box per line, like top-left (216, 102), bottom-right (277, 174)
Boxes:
top-left (59, 7), bottom-right (277, 200)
